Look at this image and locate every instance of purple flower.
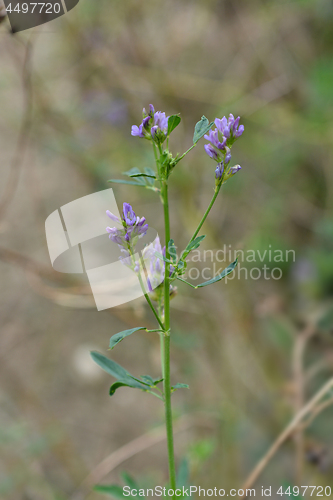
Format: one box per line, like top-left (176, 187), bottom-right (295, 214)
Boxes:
top-left (151, 125), bottom-right (158, 139)
top-left (215, 162), bottom-right (224, 180)
top-left (234, 124), bottom-right (244, 138)
top-left (131, 104), bottom-right (169, 143)
top-left (147, 277), bottom-right (153, 292)
top-left (229, 165), bottom-right (242, 175)
top-left (225, 147), bottom-right (232, 164)
top-left (153, 111), bottom-right (168, 134)
top-left (106, 203), bottom-right (148, 258)
top-left (106, 227), bottom-right (123, 245)
top-left (123, 203), bottom-right (136, 226)
top-left (106, 210), bottom-right (120, 223)
top-left (204, 144), bottom-right (219, 161)
top-left (222, 164), bottom-right (242, 182)
top-left (131, 124), bottom-right (145, 138)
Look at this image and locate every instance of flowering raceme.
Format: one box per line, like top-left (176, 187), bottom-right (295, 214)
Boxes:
top-left (131, 104), bottom-right (169, 143)
top-left (106, 202), bottom-right (148, 249)
top-left (204, 113), bottom-right (244, 182)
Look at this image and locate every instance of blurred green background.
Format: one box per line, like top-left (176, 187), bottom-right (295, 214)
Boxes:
top-left (1, 0), bottom-right (333, 498)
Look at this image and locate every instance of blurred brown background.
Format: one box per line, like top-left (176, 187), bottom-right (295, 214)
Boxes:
top-left (1, 0), bottom-right (333, 498)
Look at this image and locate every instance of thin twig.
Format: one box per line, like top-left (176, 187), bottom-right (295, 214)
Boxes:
top-left (241, 377), bottom-right (333, 498)
top-left (297, 396), bottom-right (333, 433)
top-left (0, 37), bottom-right (34, 220)
top-left (292, 324), bottom-right (316, 484)
top-left (0, 245), bottom-right (63, 282)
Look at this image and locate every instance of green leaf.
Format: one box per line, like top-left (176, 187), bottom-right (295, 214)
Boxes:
top-left (167, 114), bottom-right (181, 136)
top-left (91, 351), bottom-right (130, 379)
top-left (193, 116), bottom-right (214, 144)
top-left (144, 167), bottom-right (156, 177)
top-left (139, 375), bottom-right (163, 386)
top-left (91, 352), bottom-right (150, 395)
top-left (108, 179), bottom-right (158, 192)
top-left (129, 173), bottom-right (156, 179)
top-left (122, 167), bottom-right (141, 177)
top-left (107, 179), bottom-right (145, 186)
top-left (168, 239), bottom-right (177, 262)
top-left (144, 167), bottom-right (157, 185)
top-left (128, 374), bottom-right (152, 387)
top-left (177, 458), bottom-right (190, 488)
top-left (121, 472), bottom-right (138, 490)
top-left (155, 251), bottom-right (173, 264)
top-left (109, 379), bottom-right (148, 396)
top-left (108, 167), bottom-right (158, 190)
top-left (172, 383), bottom-right (189, 391)
top-left (94, 484), bottom-right (127, 498)
top-left (183, 235), bottom-right (206, 257)
top-left (109, 327), bottom-right (146, 349)
top-left (196, 259), bottom-right (238, 288)
top-left (140, 375), bottom-right (155, 386)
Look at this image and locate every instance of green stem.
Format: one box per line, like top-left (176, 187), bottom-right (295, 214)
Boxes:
top-left (158, 300), bottom-right (165, 382)
top-left (162, 179), bottom-right (177, 493)
top-left (188, 182), bottom-right (222, 244)
top-left (175, 143), bottom-right (196, 163)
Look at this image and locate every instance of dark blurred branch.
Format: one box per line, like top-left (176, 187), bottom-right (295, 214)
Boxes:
top-left (292, 324), bottom-right (316, 485)
top-left (0, 37), bottom-right (34, 220)
top-left (0, 245), bottom-right (63, 282)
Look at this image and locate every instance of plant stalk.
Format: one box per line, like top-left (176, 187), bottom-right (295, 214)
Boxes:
top-left (162, 179), bottom-right (177, 493)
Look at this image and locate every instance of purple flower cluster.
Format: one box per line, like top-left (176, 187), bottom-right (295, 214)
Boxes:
top-left (204, 114), bottom-right (244, 182)
top-left (106, 203), bottom-right (148, 249)
top-left (131, 104), bottom-right (169, 143)
top-left (204, 114), bottom-right (244, 162)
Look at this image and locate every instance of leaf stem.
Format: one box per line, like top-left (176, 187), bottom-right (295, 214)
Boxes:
top-left (188, 182), bottom-right (222, 244)
top-left (175, 143), bottom-right (196, 163)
